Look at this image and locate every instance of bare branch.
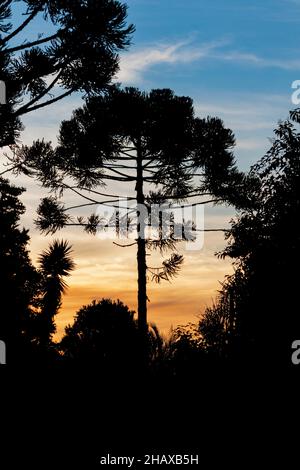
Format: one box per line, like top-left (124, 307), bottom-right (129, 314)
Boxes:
top-left (16, 71), bottom-right (63, 115)
top-left (0, 165), bottom-right (20, 176)
top-left (113, 241), bottom-right (137, 247)
top-left (119, 150), bottom-right (137, 159)
top-left (66, 198), bottom-right (133, 211)
top-left (15, 88), bottom-right (74, 116)
top-left (65, 202), bottom-right (98, 211)
top-left (195, 228), bottom-right (227, 232)
top-left (101, 175), bottom-right (134, 182)
top-left (0, 8), bottom-right (40, 45)
top-left (74, 187), bottom-right (135, 200)
top-left (104, 167), bottom-right (137, 180)
top-left (5, 33), bottom-right (59, 54)
top-left (143, 158), bottom-right (157, 169)
top-left (172, 199), bottom-right (223, 208)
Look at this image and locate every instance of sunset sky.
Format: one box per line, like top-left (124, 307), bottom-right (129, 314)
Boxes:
top-left (2, 0), bottom-right (299, 337)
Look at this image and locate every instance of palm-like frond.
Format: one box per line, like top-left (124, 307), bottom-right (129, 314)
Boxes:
top-left (38, 240), bottom-right (75, 289)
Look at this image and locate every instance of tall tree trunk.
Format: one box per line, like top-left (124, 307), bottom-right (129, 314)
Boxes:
top-left (136, 144), bottom-right (147, 333)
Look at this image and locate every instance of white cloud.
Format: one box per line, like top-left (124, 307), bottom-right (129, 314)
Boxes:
top-left (194, 91), bottom-right (292, 169)
top-left (196, 93), bottom-right (290, 131)
top-left (116, 38), bottom-right (228, 84)
top-left (116, 36), bottom-right (300, 86)
top-left (218, 51), bottom-right (300, 70)
top-left (235, 138), bottom-right (267, 151)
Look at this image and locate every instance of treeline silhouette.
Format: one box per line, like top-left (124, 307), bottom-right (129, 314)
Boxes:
top-left (1, 1), bottom-right (299, 373)
top-left (1, 99), bottom-right (300, 373)
top-left (1, 4), bottom-right (295, 469)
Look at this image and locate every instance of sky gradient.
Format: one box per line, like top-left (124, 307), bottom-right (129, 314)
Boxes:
top-left (2, 0), bottom-right (299, 337)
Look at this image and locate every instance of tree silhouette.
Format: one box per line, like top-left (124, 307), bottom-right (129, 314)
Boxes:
top-left (60, 297), bottom-right (176, 374)
top-left (60, 298), bottom-right (139, 368)
top-left (198, 271), bottom-right (245, 362)
top-left (0, 176), bottom-right (75, 362)
top-left (163, 324), bottom-right (204, 377)
top-left (36, 239), bottom-right (75, 348)
top-left (0, 0), bottom-right (134, 148)
top-left (12, 86), bottom-right (247, 332)
top-left (199, 109), bottom-right (300, 368)
top-left (0, 176), bottom-right (38, 359)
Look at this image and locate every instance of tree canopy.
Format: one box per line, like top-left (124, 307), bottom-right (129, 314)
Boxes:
top-left (0, 176), bottom-right (37, 354)
top-left (0, 176), bottom-right (75, 362)
top-left (11, 86), bottom-right (249, 331)
top-left (0, 0), bottom-right (134, 147)
top-left (198, 109), bottom-right (300, 368)
top-left (60, 298), bottom-right (139, 369)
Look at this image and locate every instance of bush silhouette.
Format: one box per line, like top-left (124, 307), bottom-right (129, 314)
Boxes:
top-left (60, 299), bottom-right (139, 368)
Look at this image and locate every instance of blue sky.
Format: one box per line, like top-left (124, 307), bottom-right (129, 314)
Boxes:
top-left (8, 0), bottom-right (299, 170)
top-left (14, 0), bottom-right (300, 170)
top-left (4, 0), bottom-right (300, 334)
top-left (114, 0), bottom-right (299, 168)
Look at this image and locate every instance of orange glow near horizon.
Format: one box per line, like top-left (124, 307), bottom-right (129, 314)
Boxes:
top-left (41, 230), bottom-right (234, 340)
top-left (14, 174), bottom-right (234, 341)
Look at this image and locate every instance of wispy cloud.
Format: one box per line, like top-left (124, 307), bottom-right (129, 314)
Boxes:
top-left (117, 38), bottom-right (228, 84)
top-left (194, 91), bottom-right (292, 168)
top-left (196, 93), bottom-right (289, 131)
top-left (116, 36), bottom-right (300, 86)
top-left (286, 0), bottom-right (300, 5)
top-left (218, 51), bottom-right (300, 70)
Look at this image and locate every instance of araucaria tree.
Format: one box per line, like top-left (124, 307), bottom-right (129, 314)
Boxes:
top-left (0, 0), bottom-right (134, 148)
top-left (13, 86), bottom-right (248, 332)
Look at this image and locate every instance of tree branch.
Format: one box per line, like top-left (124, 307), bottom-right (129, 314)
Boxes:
top-left (102, 163), bottom-right (137, 170)
top-left (113, 241), bottom-right (137, 247)
top-left (142, 168), bottom-right (157, 175)
top-left (195, 229), bottom-right (227, 232)
top-left (70, 186), bottom-right (135, 200)
top-left (64, 187), bottom-right (135, 210)
top-left (172, 199), bottom-right (223, 208)
top-left (105, 167), bottom-right (137, 180)
top-left (68, 184), bottom-right (135, 201)
top-left (0, 8), bottom-right (40, 45)
top-left (143, 158), bottom-right (157, 169)
top-left (5, 33), bottom-right (59, 54)
top-left (164, 192), bottom-right (216, 200)
top-left (0, 165), bottom-right (20, 176)
top-left (101, 175), bottom-right (134, 182)
top-left (15, 88), bottom-right (74, 116)
top-left (65, 202), bottom-right (98, 211)
top-left (66, 198), bottom-right (132, 211)
top-left (119, 150), bottom-right (136, 158)
top-left (16, 71), bottom-right (63, 115)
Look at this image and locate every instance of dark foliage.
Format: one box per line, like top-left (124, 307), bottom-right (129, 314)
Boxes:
top-left (0, 176), bottom-right (38, 358)
top-left (198, 110), bottom-right (300, 368)
top-left (0, 0), bottom-right (134, 146)
top-left (0, 177), bottom-right (74, 362)
top-left (59, 298), bottom-right (166, 374)
top-left (12, 86), bottom-right (246, 330)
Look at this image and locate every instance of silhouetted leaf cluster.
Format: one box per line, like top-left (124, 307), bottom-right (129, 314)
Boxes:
top-left (198, 110), bottom-right (300, 367)
top-left (0, 0), bottom-right (134, 146)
